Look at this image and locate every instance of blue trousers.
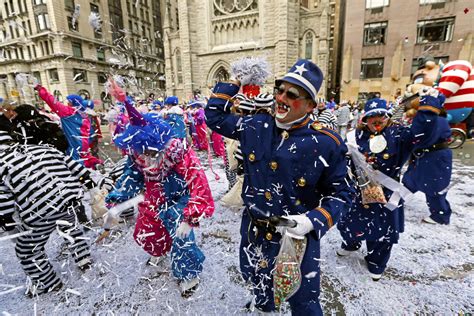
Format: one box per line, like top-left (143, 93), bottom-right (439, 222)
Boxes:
top-left (158, 203), bottom-right (205, 281)
top-left (342, 240), bottom-right (393, 274)
top-left (425, 192), bottom-right (451, 224)
top-left (239, 213), bottom-right (323, 315)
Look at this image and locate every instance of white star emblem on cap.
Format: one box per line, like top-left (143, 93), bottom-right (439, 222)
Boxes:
top-left (294, 64), bottom-right (307, 76)
top-left (369, 101), bottom-right (378, 108)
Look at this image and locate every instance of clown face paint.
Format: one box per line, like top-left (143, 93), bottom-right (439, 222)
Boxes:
top-left (366, 115), bottom-right (389, 133)
top-left (274, 82), bottom-right (314, 123)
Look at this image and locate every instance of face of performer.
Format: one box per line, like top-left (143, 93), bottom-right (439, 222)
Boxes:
top-left (366, 114), bottom-right (389, 133)
top-left (317, 102), bottom-right (326, 110)
top-left (0, 105), bottom-right (17, 120)
top-left (274, 82), bottom-right (315, 123)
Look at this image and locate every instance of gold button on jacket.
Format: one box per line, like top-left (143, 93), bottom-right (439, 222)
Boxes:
top-left (265, 232), bottom-right (272, 241)
top-left (248, 153), bottom-right (256, 162)
top-left (265, 191), bottom-right (272, 200)
top-left (269, 161), bottom-right (278, 171)
top-left (298, 177), bottom-right (306, 187)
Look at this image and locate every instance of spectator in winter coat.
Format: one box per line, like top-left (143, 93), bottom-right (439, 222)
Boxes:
top-left (335, 102), bottom-right (351, 139)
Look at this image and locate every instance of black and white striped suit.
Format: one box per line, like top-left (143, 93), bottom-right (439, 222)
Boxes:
top-left (0, 131), bottom-right (91, 295)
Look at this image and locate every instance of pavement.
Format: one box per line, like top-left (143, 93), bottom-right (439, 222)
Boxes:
top-left (452, 138), bottom-right (474, 166)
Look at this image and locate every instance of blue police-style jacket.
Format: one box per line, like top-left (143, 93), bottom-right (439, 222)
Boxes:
top-left (403, 114), bottom-right (452, 194)
top-left (338, 104), bottom-right (452, 243)
top-left (206, 82), bottom-right (353, 313)
top-left (206, 82), bottom-right (353, 238)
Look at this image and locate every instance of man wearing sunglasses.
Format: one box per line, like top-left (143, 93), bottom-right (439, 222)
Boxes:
top-left (206, 59), bottom-right (353, 315)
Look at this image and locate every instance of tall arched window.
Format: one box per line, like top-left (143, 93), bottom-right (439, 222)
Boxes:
top-left (175, 49), bottom-right (182, 84)
top-left (305, 32), bottom-right (313, 60)
top-left (214, 67), bottom-right (229, 84)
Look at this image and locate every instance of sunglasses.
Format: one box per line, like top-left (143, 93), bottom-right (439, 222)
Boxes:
top-left (273, 85), bottom-right (311, 101)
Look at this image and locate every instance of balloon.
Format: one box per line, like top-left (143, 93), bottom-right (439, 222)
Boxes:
top-left (447, 108), bottom-right (472, 124)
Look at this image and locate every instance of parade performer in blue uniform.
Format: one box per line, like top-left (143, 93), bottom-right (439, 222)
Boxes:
top-left (337, 89), bottom-right (451, 281)
top-left (206, 59), bottom-right (353, 315)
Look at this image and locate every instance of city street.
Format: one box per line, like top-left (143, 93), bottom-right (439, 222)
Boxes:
top-left (0, 129), bottom-right (472, 314)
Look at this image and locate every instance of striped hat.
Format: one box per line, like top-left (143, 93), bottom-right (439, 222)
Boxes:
top-left (254, 93), bottom-right (274, 108)
top-left (275, 59), bottom-right (323, 102)
top-left (237, 99), bottom-right (256, 112)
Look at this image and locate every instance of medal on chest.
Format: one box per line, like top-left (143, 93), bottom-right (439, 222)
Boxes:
top-left (369, 135), bottom-right (387, 154)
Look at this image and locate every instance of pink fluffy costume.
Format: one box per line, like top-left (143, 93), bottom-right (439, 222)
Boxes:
top-left (35, 85), bottom-right (102, 169)
top-left (192, 104), bottom-right (209, 150)
top-left (110, 82), bottom-right (214, 295)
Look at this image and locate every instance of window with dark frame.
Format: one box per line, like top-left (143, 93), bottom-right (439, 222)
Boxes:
top-left (67, 16), bottom-right (78, 31)
top-left (64, 0), bottom-right (75, 10)
top-left (90, 4), bottom-right (102, 38)
top-left (364, 21), bottom-right (388, 45)
top-left (305, 33), bottom-right (313, 59)
top-left (360, 58), bottom-right (384, 79)
top-left (48, 68), bottom-right (59, 82)
top-left (36, 13), bottom-right (50, 31)
top-left (71, 41), bottom-right (82, 57)
top-left (73, 69), bottom-right (87, 83)
top-left (97, 47), bottom-right (105, 61)
top-left (416, 17), bottom-right (455, 43)
top-left (98, 73), bottom-right (107, 84)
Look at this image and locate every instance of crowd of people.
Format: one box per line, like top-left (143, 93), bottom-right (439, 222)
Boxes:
top-left (0, 56), bottom-right (461, 314)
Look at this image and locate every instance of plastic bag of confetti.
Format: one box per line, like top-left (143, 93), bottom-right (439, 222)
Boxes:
top-left (273, 232), bottom-right (306, 309)
top-left (354, 165), bottom-right (387, 205)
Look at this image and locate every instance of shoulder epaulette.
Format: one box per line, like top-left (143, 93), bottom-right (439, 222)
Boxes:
top-left (211, 93), bottom-right (234, 102)
top-left (311, 122), bottom-right (341, 146)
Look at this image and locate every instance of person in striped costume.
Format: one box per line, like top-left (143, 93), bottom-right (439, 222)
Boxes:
top-left (312, 98), bottom-right (337, 130)
top-left (0, 130), bottom-right (94, 296)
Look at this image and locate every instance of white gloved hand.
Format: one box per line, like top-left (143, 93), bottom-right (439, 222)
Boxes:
top-left (282, 214), bottom-right (313, 238)
top-left (175, 221), bottom-right (192, 239)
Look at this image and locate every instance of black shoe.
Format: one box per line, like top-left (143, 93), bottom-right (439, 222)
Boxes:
top-left (77, 257), bottom-right (93, 271)
top-left (179, 278), bottom-right (199, 298)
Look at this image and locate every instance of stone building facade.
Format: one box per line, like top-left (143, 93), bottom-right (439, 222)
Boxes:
top-left (341, 0), bottom-right (474, 103)
top-left (162, 0), bottom-right (340, 101)
top-left (0, 0), bottom-right (165, 110)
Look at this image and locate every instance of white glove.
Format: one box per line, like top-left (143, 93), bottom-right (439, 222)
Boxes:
top-left (282, 214), bottom-right (313, 238)
top-left (175, 221), bottom-right (192, 239)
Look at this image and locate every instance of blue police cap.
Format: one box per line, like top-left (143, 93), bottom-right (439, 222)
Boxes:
top-left (275, 59), bottom-right (323, 102)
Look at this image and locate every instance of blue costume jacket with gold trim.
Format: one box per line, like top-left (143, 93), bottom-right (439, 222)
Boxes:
top-left (205, 82), bottom-right (353, 314)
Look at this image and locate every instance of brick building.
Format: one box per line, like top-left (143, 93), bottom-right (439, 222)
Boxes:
top-left (340, 0), bottom-right (474, 103)
top-left (0, 0), bottom-right (165, 109)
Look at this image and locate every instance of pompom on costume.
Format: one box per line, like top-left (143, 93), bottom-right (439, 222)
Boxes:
top-left (109, 85), bottom-right (214, 287)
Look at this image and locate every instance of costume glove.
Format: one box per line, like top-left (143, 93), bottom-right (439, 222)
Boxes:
top-left (175, 221), bottom-right (192, 239)
top-left (282, 214), bottom-right (313, 238)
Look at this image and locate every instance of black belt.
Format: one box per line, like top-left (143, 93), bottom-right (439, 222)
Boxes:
top-left (413, 142), bottom-right (449, 158)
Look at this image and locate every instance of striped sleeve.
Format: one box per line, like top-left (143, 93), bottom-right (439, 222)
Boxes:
top-left (0, 181), bottom-right (15, 230)
top-left (64, 154), bottom-right (91, 182)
